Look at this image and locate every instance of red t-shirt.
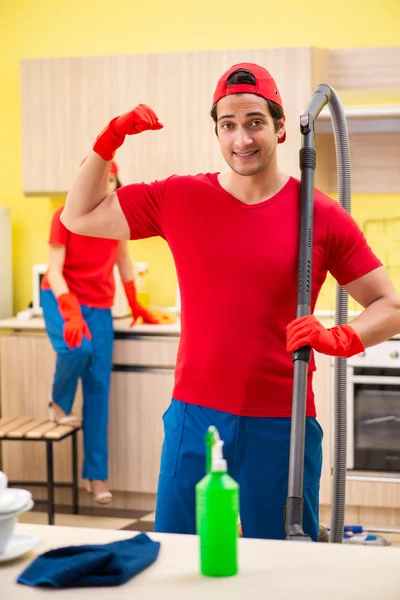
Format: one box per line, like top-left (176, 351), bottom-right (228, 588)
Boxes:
top-left (117, 174), bottom-right (382, 417)
top-left (41, 207), bottom-right (120, 309)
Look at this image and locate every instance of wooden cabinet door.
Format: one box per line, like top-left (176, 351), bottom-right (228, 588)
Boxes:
top-left (21, 48), bottom-right (324, 194)
top-left (108, 369), bottom-right (174, 494)
top-left (313, 352), bottom-right (333, 505)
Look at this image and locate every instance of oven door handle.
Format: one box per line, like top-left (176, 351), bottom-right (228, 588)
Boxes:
top-left (350, 375), bottom-right (400, 385)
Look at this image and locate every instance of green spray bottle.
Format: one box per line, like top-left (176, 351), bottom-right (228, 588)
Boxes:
top-left (196, 426), bottom-right (239, 577)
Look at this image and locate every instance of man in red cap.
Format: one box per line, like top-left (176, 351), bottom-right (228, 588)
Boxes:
top-left (61, 64), bottom-right (400, 539)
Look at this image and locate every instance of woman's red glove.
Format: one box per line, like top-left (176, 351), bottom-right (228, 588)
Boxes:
top-left (57, 293), bottom-right (92, 350)
top-left (123, 281), bottom-right (172, 326)
top-left (286, 315), bottom-right (364, 358)
top-left (93, 104), bottom-right (163, 161)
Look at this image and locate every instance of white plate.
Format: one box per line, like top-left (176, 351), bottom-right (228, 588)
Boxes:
top-left (0, 534), bottom-right (41, 563)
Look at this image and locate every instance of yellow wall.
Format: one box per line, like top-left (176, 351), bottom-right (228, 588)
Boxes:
top-left (318, 193), bottom-right (400, 312)
top-left (1, 0), bottom-right (400, 312)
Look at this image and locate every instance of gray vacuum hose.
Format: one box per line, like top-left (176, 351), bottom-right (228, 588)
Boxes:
top-left (326, 87), bottom-right (351, 543)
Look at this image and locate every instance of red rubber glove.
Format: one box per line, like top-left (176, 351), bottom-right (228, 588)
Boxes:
top-left (93, 104), bottom-right (163, 161)
top-left (123, 280), bottom-right (171, 325)
top-left (286, 314), bottom-right (365, 358)
top-left (57, 293), bottom-right (92, 350)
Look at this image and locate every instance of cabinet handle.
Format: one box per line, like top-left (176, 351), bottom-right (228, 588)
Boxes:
top-left (389, 351), bottom-right (399, 359)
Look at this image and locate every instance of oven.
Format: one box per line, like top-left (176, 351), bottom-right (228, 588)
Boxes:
top-left (347, 340), bottom-right (400, 473)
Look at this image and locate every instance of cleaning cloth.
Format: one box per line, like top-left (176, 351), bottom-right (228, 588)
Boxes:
top-left (17, 532), bottom-right (160, 588)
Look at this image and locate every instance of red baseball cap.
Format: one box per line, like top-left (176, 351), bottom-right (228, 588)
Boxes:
top-left (212, 62), bottom-right (286, 143)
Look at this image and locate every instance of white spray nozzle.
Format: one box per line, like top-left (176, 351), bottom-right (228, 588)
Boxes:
top-left (211, 440), bottom-right (227, 472)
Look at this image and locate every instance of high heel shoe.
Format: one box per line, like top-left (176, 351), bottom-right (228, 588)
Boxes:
top-left (86, 480), bottom-right (113, 505)
top-left (48, 402), bottom-right (82, 428)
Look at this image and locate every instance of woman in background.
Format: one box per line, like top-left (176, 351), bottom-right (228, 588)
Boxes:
top-left (40, 160), bottom-right (171, 504)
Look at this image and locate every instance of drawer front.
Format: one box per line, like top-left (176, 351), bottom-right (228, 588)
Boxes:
top-left (113, 338), bottom-right (179, 367)
top-left (348, 340), bottom-right (400, 368)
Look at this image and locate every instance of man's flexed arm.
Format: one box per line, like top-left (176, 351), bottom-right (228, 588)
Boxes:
top-left (61, 105), bottom-right (163, 240)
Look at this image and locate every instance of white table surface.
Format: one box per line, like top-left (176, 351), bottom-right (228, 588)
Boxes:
top-left (1, 523), bottom-right (399, 599)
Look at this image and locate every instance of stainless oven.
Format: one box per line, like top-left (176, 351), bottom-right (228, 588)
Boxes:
top-left (347, 340), bottom-right (400, 473)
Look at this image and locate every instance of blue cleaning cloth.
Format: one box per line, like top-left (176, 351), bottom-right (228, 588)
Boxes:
top-left (17, 532), bottom-right (161, 588)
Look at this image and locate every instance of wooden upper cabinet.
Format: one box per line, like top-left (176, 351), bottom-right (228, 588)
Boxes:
top-left (326, 47), bottom-right (400, 91)
top-left (20, 47), bottom-right (329, 194)
top-left (314, 47), bottom-right (400, 195)
top-left (20, 46), bottom-right (400, 196)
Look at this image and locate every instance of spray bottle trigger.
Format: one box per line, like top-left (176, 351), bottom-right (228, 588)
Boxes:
top-left (211, 440), bottom-right (227, 472)
top-left (205, 426), bottom-right (220, 474)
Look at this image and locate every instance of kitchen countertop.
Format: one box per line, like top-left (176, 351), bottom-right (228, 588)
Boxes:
top-left (0, 316), bottom-right (181, 336)
top-left (2, 523), bottom-right (400, 599)
top-left (1, 312), bottom-right (399, 340)
top-left (0, 310), bottom-right (340, 334)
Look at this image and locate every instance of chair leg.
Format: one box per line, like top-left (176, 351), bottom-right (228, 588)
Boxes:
top-left (72, 432), bottom-right (79, 514)
top-left (46, 440), bottom-right (55, 525)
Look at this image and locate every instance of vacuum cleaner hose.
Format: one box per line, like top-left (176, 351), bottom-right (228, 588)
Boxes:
top-left (327, 87), bottom-right (351, 543)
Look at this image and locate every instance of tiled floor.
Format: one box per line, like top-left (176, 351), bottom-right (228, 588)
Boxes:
top-left (18, 506), bottom-right (400, 546)
top-left (18, 505), bottom-right (156, 532)
top-left (18, 511), bottom-right (134, 530)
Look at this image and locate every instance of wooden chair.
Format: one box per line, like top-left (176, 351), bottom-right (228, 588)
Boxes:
top-left (0, 415), bottom-right (81, 525)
